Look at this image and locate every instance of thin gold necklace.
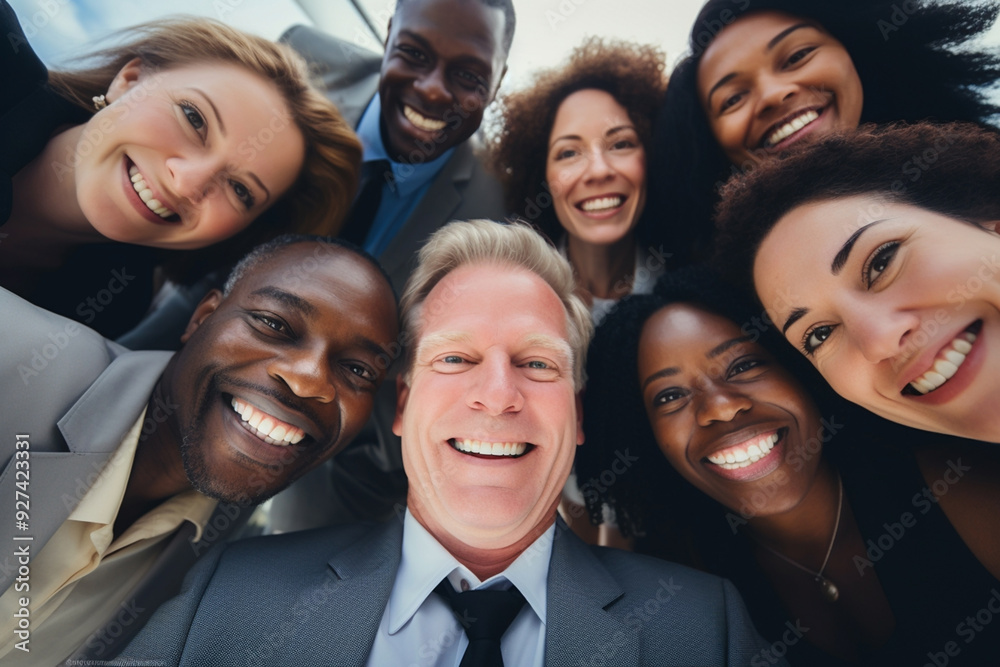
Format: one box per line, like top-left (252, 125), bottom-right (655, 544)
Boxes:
top-left (753, 474), bottom-right (843, 602)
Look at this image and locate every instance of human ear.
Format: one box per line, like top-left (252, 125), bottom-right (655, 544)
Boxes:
top-left (179, 290), bottom-right (223, 344)
top-left (105, 57), bottom-right (144, 103)
top-left (392, 374), bottom-right (410, 437)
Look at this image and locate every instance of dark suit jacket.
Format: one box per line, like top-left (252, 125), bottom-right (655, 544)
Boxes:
top-left (119, 517), bottom-right (779, 666)
top-left (267, 26), bottom-right (508, 530)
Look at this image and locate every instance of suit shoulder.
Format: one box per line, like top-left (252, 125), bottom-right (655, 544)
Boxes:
top-left (449, 142), bottom-right (505, 221)
top-left (1, 288), bottom-right (124, 427)
top-left (222, 521), bottom-right (389, 566)
top-left (589, 544), bottom-right (730, 594)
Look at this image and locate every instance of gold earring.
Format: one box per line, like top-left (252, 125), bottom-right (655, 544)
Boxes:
top-left (92, 95), bottom-right (107, 111)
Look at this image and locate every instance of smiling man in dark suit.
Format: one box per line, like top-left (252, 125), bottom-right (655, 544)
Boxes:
top-left (270, 0), bottom-right (515, 530)
top-left (118, 221), bottom-right (779, 667)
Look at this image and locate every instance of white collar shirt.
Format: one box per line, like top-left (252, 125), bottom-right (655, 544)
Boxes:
top-left (366, 510), bottom-right (552, 667)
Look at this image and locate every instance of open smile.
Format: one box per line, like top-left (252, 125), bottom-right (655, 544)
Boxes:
top-left (576, 194), bottom-right (627, 214)
top-left (230, 396), bottom-right (306, 446)
top-left (403, 104), bottom-right (447, 133)
top-left (702, 428), bottom-right (787, 482)
top-left (902, 321), bottom-right (981, 396)
top-left (759, 107), bottom-right (825, 149)
top-left (449, 437), bottom-right (532, 459)
top-left (125, 157), bottom-right (181, 224)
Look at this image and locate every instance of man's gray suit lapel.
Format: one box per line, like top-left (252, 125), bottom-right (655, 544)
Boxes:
top-left (321, 518), bottom-right (404, 667)
top-left (378, 142), bottom-right (475, 289)
top-left (545, 522), bottom-right (640, 666)
top-left (0, 351), bottom-right (172, 593)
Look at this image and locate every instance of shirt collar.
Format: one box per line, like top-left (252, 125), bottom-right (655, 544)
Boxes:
top-left (67, 407), bottom-right (218, 545)
top-left (386, 510), bottom-right (554, 634)
top-left (355, 96), bottom-right (456, 198)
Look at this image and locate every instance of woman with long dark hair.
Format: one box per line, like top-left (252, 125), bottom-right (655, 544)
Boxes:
top-left (576, 266), bottom-right (1000, 664)
top-left (647, 0), bottom-right (1000, 264)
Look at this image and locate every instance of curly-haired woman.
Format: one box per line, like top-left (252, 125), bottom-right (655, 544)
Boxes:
top-left (647, 0), bottom-right (1000, 265)
top-left (489, 37), bottom-right (668, 324)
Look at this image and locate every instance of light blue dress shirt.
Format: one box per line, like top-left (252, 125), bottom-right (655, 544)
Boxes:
top-left (366, 510), bottom-right (552, 667)
top-left (354, 96), bottom-right (456, 257)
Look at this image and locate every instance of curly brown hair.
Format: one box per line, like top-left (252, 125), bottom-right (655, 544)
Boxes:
top-left (487, 37), bottom-right (667, 243)
top-left (712, 121), bottom-right (1000, 291)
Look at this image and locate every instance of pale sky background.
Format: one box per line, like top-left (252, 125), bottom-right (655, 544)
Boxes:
top-left (9, 0), bottom-right (705, 88)
top-left (9, 0), bottom-right (1000, 97)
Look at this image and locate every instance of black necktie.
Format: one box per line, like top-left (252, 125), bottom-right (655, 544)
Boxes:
top-left (434, 579), bottom-right (527, 667)
top-left (339, 159), bottom-right (393, 245)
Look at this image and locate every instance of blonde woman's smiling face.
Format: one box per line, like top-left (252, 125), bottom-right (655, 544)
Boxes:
top-left (754, 195), bottom-right (1000, 442)
top-left (74, 59), bottom-right (305, 249)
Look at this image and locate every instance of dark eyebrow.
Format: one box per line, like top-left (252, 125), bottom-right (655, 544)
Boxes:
top-left (782, 308), bottom-right (808, 336)
top-left (398, 30), bottom-right (435, 55)
top-left (706, 73), bottom-right (737, 107)
top-left (706, 23), bottom-right (813, 106)
top-left (641, 335), bottom-right (753, 390)
top-left (767, 23), bottom-right (812, 50)
top-left (707, 335), bottom-right (753, 358)
top-left (642, 367), bottom-right (679, 391)
top-left (249, 287), bottom-right (317, 317)
top-left (831, 219), bottom-right (889, 275)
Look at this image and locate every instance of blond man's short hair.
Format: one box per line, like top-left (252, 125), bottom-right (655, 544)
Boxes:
top-left (400, 220), bottom-right (593, 388)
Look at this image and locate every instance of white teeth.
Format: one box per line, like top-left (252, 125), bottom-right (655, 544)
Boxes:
top-left (451, 439), bottom-right (527, 457)
top-left (128, 165), bottom-right (175, 219)
top-left (907, 330), bottom-right (976, 394)
top-left (764, 109), bottom-right (819, 147)
top-left (403, 105), bottom-right (446, 131)
top-left (707, 432), bottom-right (779, 469)
top-left (580, 196), bottom-right (623, 212)
top-left (230, 397), bottom-right (305, 445)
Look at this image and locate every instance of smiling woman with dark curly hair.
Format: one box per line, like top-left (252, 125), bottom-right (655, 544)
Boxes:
top-left (646, 0), bottom-right (1000, 265)
top-left (488, 37), bottom-right (668, 324)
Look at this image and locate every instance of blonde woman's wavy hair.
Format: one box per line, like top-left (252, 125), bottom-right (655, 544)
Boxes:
top-left (49, 17), bottom-right (361, 283)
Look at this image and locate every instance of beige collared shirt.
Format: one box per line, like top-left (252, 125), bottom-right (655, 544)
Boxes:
top-left (0, 410), bottom-right (217, 665)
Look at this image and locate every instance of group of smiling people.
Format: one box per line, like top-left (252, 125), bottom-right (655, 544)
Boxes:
top-left (491, 0), bottom-right (1000, 664)
top-left (4, 0), bottom-right (1000, 663)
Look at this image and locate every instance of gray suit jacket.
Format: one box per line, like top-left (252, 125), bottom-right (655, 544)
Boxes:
top-left (0, 289), bottom-right (229, 662)
top-left (268, 26), bottom-right (508, 530)
top-left (119, 517), bottom-right (778, 666)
